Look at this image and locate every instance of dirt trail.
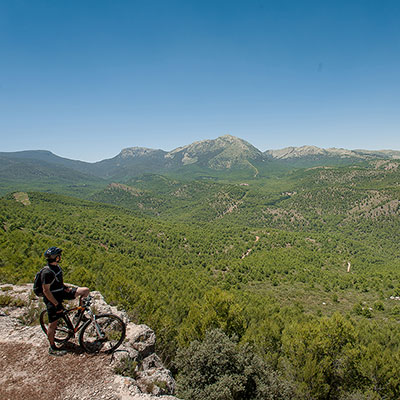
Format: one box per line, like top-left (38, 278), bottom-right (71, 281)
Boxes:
top-left (241, 235), bottom-right (260, 259)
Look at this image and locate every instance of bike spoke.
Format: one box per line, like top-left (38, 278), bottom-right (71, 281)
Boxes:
top-left (79, 314), bottom-right (125, 353)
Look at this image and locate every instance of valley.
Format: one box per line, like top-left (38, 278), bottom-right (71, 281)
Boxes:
top-left (1, 136), bottom-right (400, 399)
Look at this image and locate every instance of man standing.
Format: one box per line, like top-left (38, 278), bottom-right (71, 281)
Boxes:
top-left (41, 246), bottom-right (90, 356)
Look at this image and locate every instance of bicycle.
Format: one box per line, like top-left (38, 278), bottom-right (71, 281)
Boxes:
top-left (40, 295), bottom-right (126, 354)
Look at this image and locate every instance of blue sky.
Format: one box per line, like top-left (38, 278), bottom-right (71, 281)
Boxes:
top-left (1, 0), bottom-right (400, 161)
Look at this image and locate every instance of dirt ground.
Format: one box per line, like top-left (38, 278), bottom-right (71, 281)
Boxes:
top-left (0, 284), bottom-right (178, 400)
top-left (0, 341), bottom-right (119, 400)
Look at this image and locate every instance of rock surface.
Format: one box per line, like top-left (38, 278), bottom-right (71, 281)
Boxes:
top-left (0, 283), bottom-right (180, 400)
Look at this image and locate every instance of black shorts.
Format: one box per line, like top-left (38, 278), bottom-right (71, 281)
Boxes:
top-left (44, 288), bottom-right (77, 323)
top-left (62, 287), bottom-right (77, 301)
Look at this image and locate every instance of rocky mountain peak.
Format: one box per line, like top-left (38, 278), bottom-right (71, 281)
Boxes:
top-left (266, 145), bottom-right (365, 160)
top-left (119, 147), bottom-right (166, 159)
top-left (217, 134), bottom-right (249, 144)
top-left (265, 145), bottom-right (325, 159)
top-left (165, 135), bottom-right (263, 169)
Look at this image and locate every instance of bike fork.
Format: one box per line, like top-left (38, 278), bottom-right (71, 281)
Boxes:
top-left (88, 312), bottom-right (106, 339)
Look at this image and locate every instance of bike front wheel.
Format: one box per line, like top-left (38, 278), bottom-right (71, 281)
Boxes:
top-left (79, 314), bottom-right (126, 353)
top-left (39, 310), bottom-right (73, 343)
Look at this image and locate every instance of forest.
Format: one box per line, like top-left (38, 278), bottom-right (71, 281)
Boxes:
top-left (1, 158), bottom-right (400, 399)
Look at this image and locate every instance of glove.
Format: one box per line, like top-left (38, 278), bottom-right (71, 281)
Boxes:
top-left (55, 303), bottom-right (64, 313)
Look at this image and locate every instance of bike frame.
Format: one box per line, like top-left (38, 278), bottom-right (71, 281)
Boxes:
top-left (60, 305), bottom-right (86, 334)
top-left (59, 298), bottom-right (104, 339)
top-left (60, 301), bottom-right (97, 335)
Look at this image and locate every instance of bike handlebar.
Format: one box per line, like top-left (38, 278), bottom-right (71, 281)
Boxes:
top-left (83, 295), bottom-right (93, 307)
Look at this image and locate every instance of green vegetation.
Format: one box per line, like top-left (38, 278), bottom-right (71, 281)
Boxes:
top-left (0, 293), bottom-right (26, 307)
top-left (114, 357), bottom-right (138, 378)
top-left (175, 329), bottom-right (294, 399)
top-left (1, 157), bottom-right (400, 398)
top-left (0, 152), bottom-right (106, 198)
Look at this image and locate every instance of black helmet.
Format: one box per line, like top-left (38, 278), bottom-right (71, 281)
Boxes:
top-left (44, 246), bottom-right (63, 260)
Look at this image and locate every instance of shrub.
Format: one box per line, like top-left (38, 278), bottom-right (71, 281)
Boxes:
top-left (352, 303), bottom-right (372, 318)
top-left (373, 301), bottom-right (384, 311)
top-left (12, 297), bottom-right (26, 307)
top-left (352, 303), bottom-right (363, 316)
top-left (174, 329), bottom-right (293, 400)
top-left (18, 300), bottom-right (45, 326)
top-left (114, 356), bottom-right (138, 378)
top-left (0, 294), bottom-right (26, 307)
top-left (0, 294), bottom-right (13, 306)
top-left (390, 304), bottom-right (400, 317)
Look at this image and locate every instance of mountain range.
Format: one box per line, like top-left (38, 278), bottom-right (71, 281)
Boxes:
top-left (1, 135), bottom-right (400, 192)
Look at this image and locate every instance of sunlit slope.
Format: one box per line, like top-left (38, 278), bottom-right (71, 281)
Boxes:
top-left (90, 174), bottom-right (248, 221)
top-left (1, 190), bottom-right (400, 322)
top-left (89, 159), bottom-right (400, 233)
top-left (2, 187), bottom-right (400, 394)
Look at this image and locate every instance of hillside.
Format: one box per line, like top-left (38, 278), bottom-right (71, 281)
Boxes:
top-left (90, 176), bottom-right (248, 221)
top-left (2, 187), bottom-right (400, 398)
top-left (2, 142), bottom-right (400, 398)
top-left (0, 151), bottom-right (106, 198)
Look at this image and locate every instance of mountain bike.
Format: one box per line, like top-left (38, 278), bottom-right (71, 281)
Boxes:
top-left (40, 295), bottom-right (126, 353)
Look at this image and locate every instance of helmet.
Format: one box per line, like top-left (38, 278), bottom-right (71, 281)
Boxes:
top-left (44, 246), bottom-right (63, 260)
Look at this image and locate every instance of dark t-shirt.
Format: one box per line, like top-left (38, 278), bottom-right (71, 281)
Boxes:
top-left (42, 264), bottom-right (65, 301)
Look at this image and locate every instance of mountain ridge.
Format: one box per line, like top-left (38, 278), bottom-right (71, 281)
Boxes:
top-left (2, 135), bottom-right (400, 188)
top-left (4, 135), bottom-right (400, 165)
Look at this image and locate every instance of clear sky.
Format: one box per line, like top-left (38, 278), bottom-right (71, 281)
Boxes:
top-left (1, 0), bottom-right (400, 161)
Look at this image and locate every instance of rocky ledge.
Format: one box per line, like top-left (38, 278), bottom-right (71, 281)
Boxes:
top-left (0, 283), bottom-right (180, 400)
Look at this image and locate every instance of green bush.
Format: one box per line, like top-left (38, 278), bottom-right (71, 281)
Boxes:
top-left (352, 303), bottom-right (372, 318)
top-left (114, 357), bottom-right (138, 378)
top-left (0, 294), bottom-right (13, 306)
top-left (0, 294), bottom-right (26, 308)
top-left (174, 329), bottom-right (293, 400)
top-left (390, 304), bottom-right (400, 317)
top-left (18, 300), bottom-right (45, 326)
top-left (373, 301), bottom-right (385, 311)
top-left (352, 303), bottom-right (363, 316)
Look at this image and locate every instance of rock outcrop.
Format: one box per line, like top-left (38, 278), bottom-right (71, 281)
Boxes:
top-left (0, 283), bottom-right (179, 400)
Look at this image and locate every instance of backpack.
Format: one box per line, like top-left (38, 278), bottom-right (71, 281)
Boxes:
top-left (33, 266), bottom-right (55, 297)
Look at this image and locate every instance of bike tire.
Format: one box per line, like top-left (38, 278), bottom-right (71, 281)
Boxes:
top-left (79, 313), bottom-right (126, 354)
top-left (39, 310), bottom-right (73, 343)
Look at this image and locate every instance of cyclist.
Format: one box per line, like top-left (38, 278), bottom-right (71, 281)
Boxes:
top-left (41, 246), bottom-right (90, 356)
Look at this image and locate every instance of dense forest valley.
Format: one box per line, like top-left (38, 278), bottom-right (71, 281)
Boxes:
top-left (1, 155), bottom-right (400, 399)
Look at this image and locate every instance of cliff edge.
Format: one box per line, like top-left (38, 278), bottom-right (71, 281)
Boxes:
top-left (0, 283), bottom-right (180, 400)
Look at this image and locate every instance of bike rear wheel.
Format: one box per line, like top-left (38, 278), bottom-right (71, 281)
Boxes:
top-left (79, 313), bottom-right (126, 353)
top-left (39, 310), bottom-right (73, 343)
